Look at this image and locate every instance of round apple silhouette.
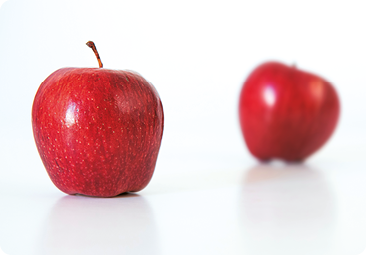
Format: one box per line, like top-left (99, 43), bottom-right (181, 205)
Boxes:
top-left (239, 61), bottom-right (340, 161)
top-left (32, 42), bottom-right (164, 197)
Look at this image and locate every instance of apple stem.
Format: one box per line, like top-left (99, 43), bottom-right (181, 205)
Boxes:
top-left (86, 41), bottom-right (103, 68)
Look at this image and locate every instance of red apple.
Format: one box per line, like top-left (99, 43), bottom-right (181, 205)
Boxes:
top-left (32, 42), bottom-right (164, 197)
top-left (239, 61), bottom-right (340, 161)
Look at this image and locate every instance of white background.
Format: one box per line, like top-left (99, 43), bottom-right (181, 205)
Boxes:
top-left (1, 0), bottom-right (366, 254)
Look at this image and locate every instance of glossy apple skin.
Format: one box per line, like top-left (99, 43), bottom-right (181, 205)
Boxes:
top-left (32, 68), bottom-right (164, 197)
top-left (239, 62), bottom-right (340, 161)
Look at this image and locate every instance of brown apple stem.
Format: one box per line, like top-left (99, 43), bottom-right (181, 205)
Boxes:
top-left (86, 41), bottom-right (103, 68)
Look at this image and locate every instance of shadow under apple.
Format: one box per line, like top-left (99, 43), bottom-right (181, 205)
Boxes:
top-left (37, 194), bottom-right (160, 255)
top-left (239, 163), bottom-right (336, 255)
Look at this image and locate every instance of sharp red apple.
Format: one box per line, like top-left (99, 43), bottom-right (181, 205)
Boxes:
top-left (239, 61), bottom-right (340, 161)
top-left (32, 41), bottom-right (164, 197)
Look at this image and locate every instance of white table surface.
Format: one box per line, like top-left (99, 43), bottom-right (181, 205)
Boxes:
top-left (1, 143), bottom-right (366, 255)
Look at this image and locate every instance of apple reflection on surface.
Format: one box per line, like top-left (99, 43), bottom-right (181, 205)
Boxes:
top-left (38, 194), bottom-right (160, 255)
top-left (240, 163), bottom-right (335, 255)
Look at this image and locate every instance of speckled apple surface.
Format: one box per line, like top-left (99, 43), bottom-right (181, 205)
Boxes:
top-left (32, 68), bottom-right (164, 197)
top-left (239, 62), bottom-right (340, 161)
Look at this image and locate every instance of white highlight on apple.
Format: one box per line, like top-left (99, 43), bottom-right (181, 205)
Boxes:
top-left (0, 246), bottom-right (9, 255)
top-left (65, 103), bottom-right (76, 128)
top-left (359, 247), bottom-right (366, 255)
top-left (263, 85), bottom-right (276, 107)
top-left (310, 79), bottom-right (325, 101)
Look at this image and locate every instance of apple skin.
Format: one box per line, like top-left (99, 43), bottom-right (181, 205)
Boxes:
top-left (239, 62), bottom-right (340, 161)
top-left (32, 68), bottom-right (164, 197)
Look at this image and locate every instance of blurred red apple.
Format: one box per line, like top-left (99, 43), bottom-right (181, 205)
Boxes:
top-left (239, 61), bottom-right (340, 161)
top-left (32, 41), bottom-right (164, 197)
